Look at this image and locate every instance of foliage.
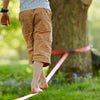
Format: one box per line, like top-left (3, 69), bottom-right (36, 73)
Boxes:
top-left (88, 0), bottom-right (100, 51)
top-left (0, 0), bottom-right (27, 60)
top-left (0, 64), bottom-right (100, 100)
top-left (49, 71), bottom-right (68, 85)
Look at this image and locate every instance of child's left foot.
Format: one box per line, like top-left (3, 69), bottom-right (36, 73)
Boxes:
top-left (31, 82), bottom-right (43, 94)
top-left (39, 80), bottom-right (48, 89)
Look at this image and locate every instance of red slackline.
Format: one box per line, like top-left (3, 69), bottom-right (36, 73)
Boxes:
top-left (15, 45), bottom-right (91, 100)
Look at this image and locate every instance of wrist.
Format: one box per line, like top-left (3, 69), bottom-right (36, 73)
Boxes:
top-left (0, 8), bottom-right (9, 13)
top-left (2, 12), bottom-right (8, 15)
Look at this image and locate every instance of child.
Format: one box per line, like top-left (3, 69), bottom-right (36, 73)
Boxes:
top-left (1, 0), bottom-right (52, 93)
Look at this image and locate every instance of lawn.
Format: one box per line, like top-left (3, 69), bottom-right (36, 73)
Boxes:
top-left (0, 64), bottom-right (100, 100)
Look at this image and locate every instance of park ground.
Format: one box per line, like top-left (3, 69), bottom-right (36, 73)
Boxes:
top-left (0, 62), bottom-right (100, 100)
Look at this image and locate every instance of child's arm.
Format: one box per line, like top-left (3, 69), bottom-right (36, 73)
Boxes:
top-left (3, 0), bottom-right (10, 9)
top-left (0, 0), bottom-right (10, 26)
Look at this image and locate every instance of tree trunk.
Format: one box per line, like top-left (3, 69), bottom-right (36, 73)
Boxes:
top-left (49, 0), bottom-right (93, 78)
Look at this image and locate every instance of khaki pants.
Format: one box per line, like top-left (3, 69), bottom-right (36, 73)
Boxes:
top-left (19, 8), bottom-right (52, 67)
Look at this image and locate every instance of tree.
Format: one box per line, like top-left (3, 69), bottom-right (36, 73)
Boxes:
top-left (49, 0), bottom-right (93, 78)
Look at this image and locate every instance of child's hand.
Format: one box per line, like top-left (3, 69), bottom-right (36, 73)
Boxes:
top-left (0, 13), bottom-right (10, 26)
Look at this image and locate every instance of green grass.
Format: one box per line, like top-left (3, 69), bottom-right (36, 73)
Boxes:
top-left (0, 64), bottom-right (100, 100)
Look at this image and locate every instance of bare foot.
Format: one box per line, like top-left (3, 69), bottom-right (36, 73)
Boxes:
top-left (39, 80), bottom-right (48, 89)
top-left (31, 82), bottom-right (43, 94)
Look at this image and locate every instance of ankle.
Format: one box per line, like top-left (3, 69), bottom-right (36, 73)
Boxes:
top-left (31, 81), bottom-right (38, 88)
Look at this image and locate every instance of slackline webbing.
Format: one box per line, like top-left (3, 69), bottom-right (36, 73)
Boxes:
top-left (15, 45), bottom-right (91, 100)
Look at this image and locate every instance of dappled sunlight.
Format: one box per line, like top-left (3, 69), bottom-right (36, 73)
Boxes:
top-left (26, 67), bottom-right (32, 74)
top-left (0, 0), bottom-right (100, 63)
top-left (88, 0), bottom-right (100, 51)
top-left (0, 0), bottom-right (100, 100)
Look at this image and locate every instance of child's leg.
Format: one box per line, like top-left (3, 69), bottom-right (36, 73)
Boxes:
top-left (19, 10), bottom-right (35, 65)
top-left (31, 61), bottom-right (43, 93)
top-left (39, 69), bottom-right (48, 89)
top-left (32, 8), bottom-right (52, 91)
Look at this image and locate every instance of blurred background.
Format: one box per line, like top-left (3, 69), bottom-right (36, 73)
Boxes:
top-left (0, 0), bottom-right (100, 64)
top-left (88, 0), bottom-right (100, 54)
top-left (0, 0), bottom-right (100, 65)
